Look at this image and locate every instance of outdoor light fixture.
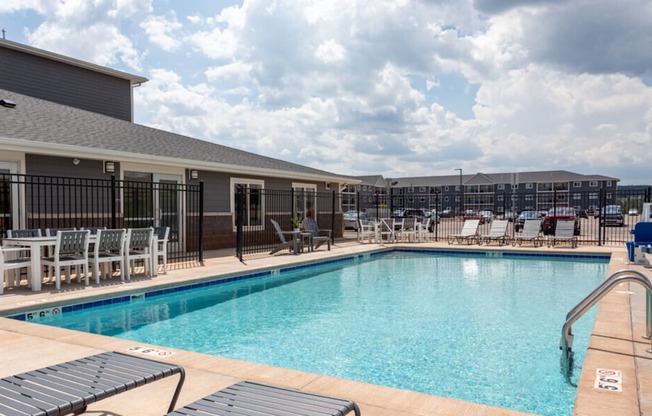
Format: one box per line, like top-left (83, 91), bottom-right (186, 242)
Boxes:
top-left (189, 169), bottom-right (199, 180)
top-left (73, 158), bottom-right (80, 165)
top-left (103, 161), bottom-right (116, 173)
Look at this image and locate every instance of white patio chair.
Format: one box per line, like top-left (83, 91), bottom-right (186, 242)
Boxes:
top-left (378, 218), bottom-right (396, 243)
top-left (153, 226), bottom-right (170, 273)
top-left (92, 229), bottom-right (126, 284)
top-left (125, 228), bottom-right (154, 279)
top-left (0, 246), bottom-right (32, 294)
top-left (42, 230), bottom-right (91, 290)
top-left (398, 217), bottom-right (418, 242)
top-left (357, 219), bottom-right (376, 243)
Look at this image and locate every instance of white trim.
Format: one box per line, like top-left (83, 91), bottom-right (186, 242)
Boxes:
top-left (230, 177), bottom-right (265, 230)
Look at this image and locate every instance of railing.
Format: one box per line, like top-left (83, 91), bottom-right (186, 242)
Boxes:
top-left (346, 188), bottom-right (651, 246)
top-left (560, 269), bottom-right (652, 384)
top-left (0, 173), bottom-right (203, 266)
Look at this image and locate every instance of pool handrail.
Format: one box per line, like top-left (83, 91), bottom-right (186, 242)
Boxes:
top-left (560, 269), bottom-right (652, 384)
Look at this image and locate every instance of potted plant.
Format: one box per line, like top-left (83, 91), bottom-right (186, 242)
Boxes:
top-left (291, 216), bottom-right (302, 231)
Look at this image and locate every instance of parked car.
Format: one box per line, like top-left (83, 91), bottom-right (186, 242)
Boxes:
top-left (541, 207), bottom-right (581, 235)
top-left (344, 211), bottom-right (371, 230)
top-left (426, 210), bottom-right (441, 223)
top-left (479, 210), bottom-right (494, 223)
top-left (586, 206), bottom-right (597, 217)
top-left (575, 208), bottom-right (588, 219)
top-left (463, 210), bottom-right (485, 224)
top-left (504, 211), bottom-right (518, 222)
top-left (629, 208), bottom-right (639, 216)
top-left (601, 205), bottom-right (625, 226)
top-left (514, 210), bottom-right (542, 232)
top-left (392, 208), bottom-right (426, 220)
top-left (440, 209), bottom-right (454, 218)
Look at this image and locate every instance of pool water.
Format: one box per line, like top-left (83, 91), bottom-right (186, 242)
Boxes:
top-left (39, 252), bottom-right (607, 416)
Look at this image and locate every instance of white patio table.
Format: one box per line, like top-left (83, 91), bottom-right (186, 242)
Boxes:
top-left (2, 234), bottom-right (156, 291)
top-left (2, 236), bottom-right (57, 291)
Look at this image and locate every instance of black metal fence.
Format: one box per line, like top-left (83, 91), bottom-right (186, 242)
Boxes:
top-left (0, 173), bottom-right (203, 265)
top-left (351, 188), bottom-right (651, 246)
top-left (235, 187), bottom-right (338, 260)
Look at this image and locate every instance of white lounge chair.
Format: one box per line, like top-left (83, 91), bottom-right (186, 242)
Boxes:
top-left (512, 220), bottom-right (543, 247)
top-left (547, 220), bottom-right (578, 248)
top-left (478, 220), bottom-right (510, 246)
top-left (448, 219), bottom-right (480, 245)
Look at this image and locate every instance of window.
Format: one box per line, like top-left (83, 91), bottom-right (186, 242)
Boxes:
top-left (444, 186), bottom-right (449, 192)
top-left (293, 183), bottom-right (317, 220)
top-left (526, 195), bottom-right (533, 201)
top-left (231, 178), bottom-right (264, 229)
top-left (511, 184), bottom-right (518, 190)
top-left (589, 181), bottom-right (598, 187)
top-left (408, 187), bottom-right (414, 193)
top-left (607, 181), bottom-right (613, 187)
top-left (419, 186), bottom-right (426, 193)
top-left (573, 182), bottom-right (582, 188)
top-left (526, 183), bottom-right (533, 189)
top-left (589, 192), bottom-right (598, 200)
top-left (573, 194), bottom-right (581, 200)
top-left (497, 184), bottom-right (505, 190)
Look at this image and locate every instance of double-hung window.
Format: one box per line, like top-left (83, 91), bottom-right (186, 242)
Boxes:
top-left (231, 178), bottom-right (264, 229)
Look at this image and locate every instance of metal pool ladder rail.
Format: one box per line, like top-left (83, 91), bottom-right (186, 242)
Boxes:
top-left (560, 269), bottom-right (652, 384)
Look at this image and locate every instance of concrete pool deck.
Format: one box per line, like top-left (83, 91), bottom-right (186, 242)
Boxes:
top-left (0, 240), bottom-right (649, 416)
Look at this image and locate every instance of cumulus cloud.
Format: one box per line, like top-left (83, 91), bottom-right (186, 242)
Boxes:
top-left (3, 0), bottom-right (651, 184)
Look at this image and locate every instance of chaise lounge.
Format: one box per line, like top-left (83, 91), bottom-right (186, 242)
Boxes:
top-left (448, 219), bottom-right (480, 245)
top-left (166, 380), bottom-right (360, 416)
top-left (0, 351), bottom-right (185, 415)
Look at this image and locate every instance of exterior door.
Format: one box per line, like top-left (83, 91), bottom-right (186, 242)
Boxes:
top-left (153, 173), bottom-right (181, 248)
top-left (0, 161), bottom-right (19, 235)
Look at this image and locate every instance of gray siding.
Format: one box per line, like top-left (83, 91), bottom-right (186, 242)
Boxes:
top-left (0, 47), bottom-right (133, 121)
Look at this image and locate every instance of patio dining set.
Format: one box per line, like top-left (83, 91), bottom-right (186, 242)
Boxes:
top-left (0, 226), bottom-right (170, 293)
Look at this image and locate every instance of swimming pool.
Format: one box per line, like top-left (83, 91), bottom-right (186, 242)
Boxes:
top-left (28, 251), bottom-right (608, 416)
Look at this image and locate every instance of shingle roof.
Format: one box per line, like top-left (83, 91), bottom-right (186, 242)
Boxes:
top-left (389, 170), bottom-right (618, 187)
top-left (0, 88), bottom-right (351, 181)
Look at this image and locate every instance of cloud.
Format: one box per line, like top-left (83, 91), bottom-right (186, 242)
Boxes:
top-left (140, 14), bottom-right (183, 52)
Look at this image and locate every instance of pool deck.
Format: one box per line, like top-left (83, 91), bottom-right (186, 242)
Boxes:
top-left (0, 239), bottom-right (650, 416)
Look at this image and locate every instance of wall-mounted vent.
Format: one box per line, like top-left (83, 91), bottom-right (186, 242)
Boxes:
top-left (0, 99), bottom-right (16, 108)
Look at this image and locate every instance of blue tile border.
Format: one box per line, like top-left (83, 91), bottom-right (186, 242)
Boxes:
top-left (4, 248), bottom-right (610, 321)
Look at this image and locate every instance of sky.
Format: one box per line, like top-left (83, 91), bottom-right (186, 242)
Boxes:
top-left (1, 0), bottom-right (651, 185)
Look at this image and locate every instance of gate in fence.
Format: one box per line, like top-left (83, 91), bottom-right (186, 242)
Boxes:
top-left (0, 173), bottom-right (203, 265)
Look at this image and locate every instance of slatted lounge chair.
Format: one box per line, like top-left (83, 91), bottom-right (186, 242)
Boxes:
top-left (301, 216), bottom-right (331, 251)
top-left (166, 380), bottom-right (360, 416)
top-left (0, 246), bottom-right (32, 294)
top-left (512, 219), bottom-right (543, 247)
top-left (447, 219), bottom-right (480, 245)
top-left (0, 351), bottom-right (185, 416)
top-left (478, 220), bottom-right (510, 246)
top-left (270, 219), bottom-right (301, 255)
top-left (547, 220), bottom-right (578, 248)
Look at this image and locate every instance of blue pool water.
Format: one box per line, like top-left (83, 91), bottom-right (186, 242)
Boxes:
top-left (34, 252), bottom-right (607, 416)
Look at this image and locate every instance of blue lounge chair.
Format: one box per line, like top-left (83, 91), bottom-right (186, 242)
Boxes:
top-left (626, 222), bottom-right (652, 264)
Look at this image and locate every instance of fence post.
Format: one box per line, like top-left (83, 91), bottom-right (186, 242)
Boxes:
top-left (599, 188), bottom-right (606, 246)
top-left (110, 175), bottom-right (117, 229)
top-left (235, 184), bottom-right (244, 262)
top-left (331, 190), bottom-right (336, 243)
top-left (199, 181), bottom-right (205, 263)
